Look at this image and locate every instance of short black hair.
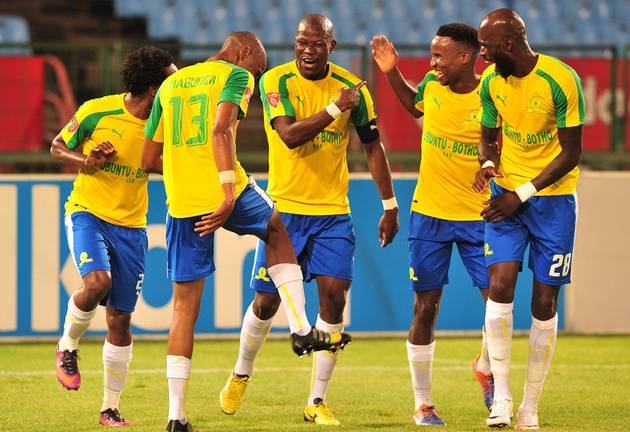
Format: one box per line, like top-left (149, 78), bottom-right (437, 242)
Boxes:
top-left (123, 46), bottom-right (174, 96)
top-left (436, 23), bottom-right (480, 52)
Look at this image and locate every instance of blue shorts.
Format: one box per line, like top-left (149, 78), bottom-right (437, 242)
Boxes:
top-left (64, 211), bottom-right (147, 313)
top-left (166, 178), bottom-right (274, 282)
top-left (408, 211), bottom-right (488, 291)
top-left (251, 213), bottom-right (355, 293)
top-left (485, 182), bottom-right (577, 285)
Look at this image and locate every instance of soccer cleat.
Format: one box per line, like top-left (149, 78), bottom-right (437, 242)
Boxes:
top-left (515, 406), bottom-right (539, 430)
top-left (166, 419), bottom-right (193, 432)
top-left (290, 327), bottom-right (352, 357)
top-left (472, 353), bottom-right (495, 410)
top-left (55, 345), bottom-right (80, 390)
top-left (99, 408), bottom-right (130, 427)
top-left (219, 373), bottom-right (250, 415)
top-left (411, 404), bottom-right (446, 426)
top-left (486, 399), bottom-right (513, 428)
top-left (303, 398), bottom-right (341, 426)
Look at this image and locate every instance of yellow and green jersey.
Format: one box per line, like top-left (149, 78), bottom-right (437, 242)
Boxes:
top-left (260, 61), bottom-right (377, 215)
top-left (480, 54), bottom-right (586, 195)
top-left (145, 60), bottom-right (253, 218)
top-left (62, 93), bottom-right (149, 228)
top-left (412, 71), bottom-right (489, 221)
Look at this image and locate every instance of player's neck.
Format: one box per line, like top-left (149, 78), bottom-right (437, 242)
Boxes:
top-left (512, 47), bottom-right (538, 78)
top-left (124, 93), bottom-right (151, 120)
top-left (448, 72), bottom-right (480, 94)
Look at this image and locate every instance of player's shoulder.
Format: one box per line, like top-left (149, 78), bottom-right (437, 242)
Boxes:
top-left (329, 62), bottom-right (363, 86)
top-left (77, 93), bottom-right (124, 117)
top-left (536, 54), bottom-right (581, 85)
top-left (480, 63), bottom-right (498, 82)
top-left (261, 61), bottom-right (296, 82)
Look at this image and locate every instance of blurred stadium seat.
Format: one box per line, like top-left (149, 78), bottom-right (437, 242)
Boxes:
top-left (0, 14), bottom-right (31, 55)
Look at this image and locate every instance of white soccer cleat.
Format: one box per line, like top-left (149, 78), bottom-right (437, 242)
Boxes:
top-left (515, 406), bottom-right (539, 430)
top-left (486, 399), bottom-right (513, 428)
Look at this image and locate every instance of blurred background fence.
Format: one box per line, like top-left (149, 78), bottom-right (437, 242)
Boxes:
top-left (0, 0), bottom-right (629, 172)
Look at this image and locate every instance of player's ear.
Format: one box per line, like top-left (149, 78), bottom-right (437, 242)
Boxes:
top-left (330, 39), bottom-right (337, 54)
top-left (239, 45), bottom-right (252, 61)
top-left (148, 85), bottom-right (158, 98)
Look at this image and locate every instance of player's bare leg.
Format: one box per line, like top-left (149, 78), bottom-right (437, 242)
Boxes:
top-left (485, 262), bottom-right (520, 427)
top-left (407, 289), bottom-right (446, 426)
top-left (166, 279), bottom-right (203, 429)
top-left (516, 280), bottom-right (560, 430)
top-left (303, 276), bottom-right (349, 426)
top-left (99, 307), bottom-right (132, 426)
top-left (56, 270), bottom-right (111, 391)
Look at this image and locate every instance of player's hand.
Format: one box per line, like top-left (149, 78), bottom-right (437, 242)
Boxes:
top-left (480, 192), bottom-right (522, 222)
top-left (370, 35), bottom-right (398, 74)
top-left (334, 81), bottom-right (367, 112)
top-left (193, 198), bottom-right (236, 237)
top-left (378, 208), bottom-right (399, 247)
top-left (473, 166), bottom-right (500, 193)
top-left (85, 141), bottom-right (116, 167)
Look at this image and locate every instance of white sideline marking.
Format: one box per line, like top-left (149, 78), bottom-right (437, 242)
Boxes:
top-left (3, 363), bottom-right (630, 377)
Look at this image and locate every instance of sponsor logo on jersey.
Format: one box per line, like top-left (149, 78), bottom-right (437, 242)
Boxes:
top-left (266, 92), bottom-right (280, 108)
top-left (67, 116), bottom-right (79, 133)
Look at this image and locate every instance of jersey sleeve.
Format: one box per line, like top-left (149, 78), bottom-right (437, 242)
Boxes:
top-left (413, 72), bottom-right (438, 113)
top-left (144, 87), bottom-right (164, 142)
top-left (553, 66), bottom-right (586, 128)
top-left (259, 70), bottom-right (296, 124)
top-left (218, 67), bottom-right (254, 120)
top-left (60, 100), bottom-right (97, 150)
top-left (350, 84), bottom-right (377, 127)
top-left (480, 71), bottom-right (501, 128)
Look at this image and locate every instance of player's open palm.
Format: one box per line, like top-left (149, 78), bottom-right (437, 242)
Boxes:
top-left (371, 35), bottom-right (398, 74)
top-left (85, 141), bottom-right (117, 167)
top-left (334, 81), bottom-right (366, 112)
top-left (194, 198), bottom-right (236, 237)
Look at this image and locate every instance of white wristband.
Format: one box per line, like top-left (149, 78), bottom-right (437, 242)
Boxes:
top-left (325, 102), bottom-right (342, 119)
top-left (382, 196), bottom-right (398, 210)
top-left (481, 160), bottom-right (496, 169)
top-left (514, 181), bottom-right (537, 203)
top-left (218, 170), bottom-right (236, 184)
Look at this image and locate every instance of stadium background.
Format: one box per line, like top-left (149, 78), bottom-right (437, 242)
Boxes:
top-left (0, 0), bottom-right (629, 339)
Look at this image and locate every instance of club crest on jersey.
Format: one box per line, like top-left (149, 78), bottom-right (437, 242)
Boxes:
top-left (266, 92), bottom-right (280, 108)
top-left (67, 116), bottom-right (79, 133)
top-left (243, 87), bottom-right (253, 104)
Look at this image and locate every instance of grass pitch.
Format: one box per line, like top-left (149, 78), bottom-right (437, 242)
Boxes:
top-left (1, 336), bottom-right (629, 431)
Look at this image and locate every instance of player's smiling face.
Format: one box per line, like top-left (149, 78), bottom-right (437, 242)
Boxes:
top-left (429, 36), bottom-right (469, 86)
top-left (294, 25), bottom-right (335, 80)
top-left (478, 24), bottom-right (514, 78)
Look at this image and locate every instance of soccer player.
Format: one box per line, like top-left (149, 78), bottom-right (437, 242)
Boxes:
top-left (51, 47), bottom-right (176, 426)
top-left (219, 15), bottom-right (399, 426)
top-left (371, 24), bottom-right (493, 425)
top-left (142, 32), bottom-right (350, 432)
top-left (474, 9), bottom-right (584, 429)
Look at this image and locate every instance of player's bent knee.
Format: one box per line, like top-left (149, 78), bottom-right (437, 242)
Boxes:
top-left (106, 310), bottom-right (132, 334)
top-left (252, 292), bottom-right (281, 320)
top-left (82, 271), bottom-right (112, 301)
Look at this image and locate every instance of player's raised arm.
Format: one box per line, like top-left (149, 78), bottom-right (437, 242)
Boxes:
top-left (271, 81), bottom-right (366, 149)
top-left (370, 35), bottom-right (422, 118)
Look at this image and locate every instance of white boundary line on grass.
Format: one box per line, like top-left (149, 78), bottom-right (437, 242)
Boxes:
top-left (3, 363), bottom-right (630, 377)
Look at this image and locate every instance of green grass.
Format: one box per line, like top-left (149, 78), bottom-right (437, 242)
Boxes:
top-left (1, 336), bottom-right (629, 431)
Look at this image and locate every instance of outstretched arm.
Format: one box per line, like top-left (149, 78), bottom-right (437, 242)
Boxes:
top-left (371, 35), bottom-right (422, 118)
top-left (363, 138), bottom-right (399, 247)
top-left (273, 82), bottom-right (367, 149)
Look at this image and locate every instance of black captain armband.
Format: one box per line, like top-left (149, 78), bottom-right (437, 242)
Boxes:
top-left (355, 119), bottom-right (380, 144)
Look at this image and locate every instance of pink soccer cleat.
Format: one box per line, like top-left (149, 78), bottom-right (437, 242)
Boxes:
top-left (472, 353), bottom-right (494, 410)
top-left (56, 345), bottom-right (81, 390)
top-left (99, 408), bottom-right (130, 427)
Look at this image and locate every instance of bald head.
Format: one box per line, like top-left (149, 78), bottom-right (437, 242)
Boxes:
top-left (216, 31), bottom-right (267, 77)
top-left (297, 14), bottom-right (334, 40)
top-left (480, 8), bottom-right (527, 42)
